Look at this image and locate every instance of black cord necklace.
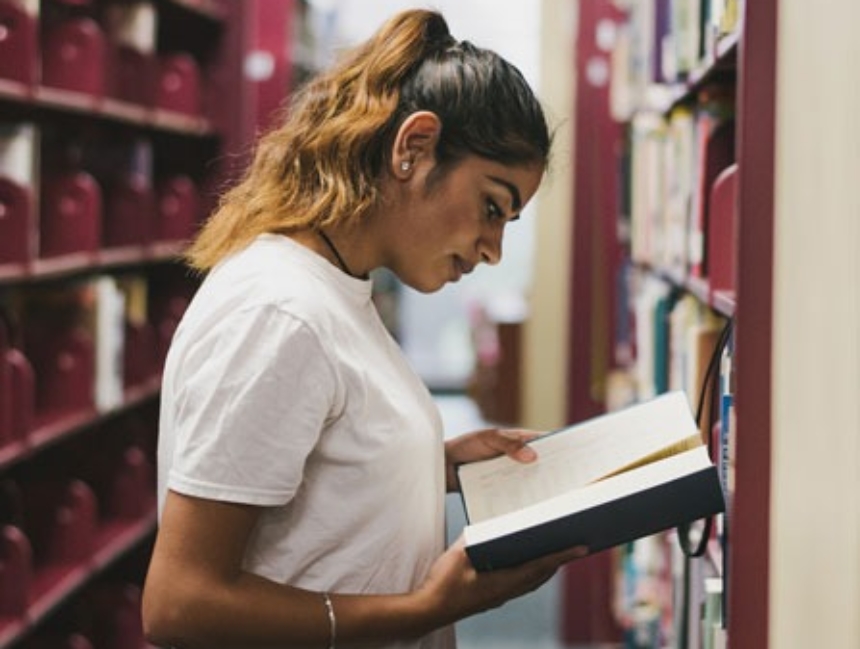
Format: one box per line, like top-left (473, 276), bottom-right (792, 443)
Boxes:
top-left (317, 229), bottom-right (360, 279)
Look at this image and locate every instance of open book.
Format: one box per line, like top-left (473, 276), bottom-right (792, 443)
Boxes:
top-left (458, 391), bottom-right (725, 571)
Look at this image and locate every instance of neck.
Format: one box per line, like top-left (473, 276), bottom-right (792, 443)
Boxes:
top-left (316, 229), bottom-right (366, 279)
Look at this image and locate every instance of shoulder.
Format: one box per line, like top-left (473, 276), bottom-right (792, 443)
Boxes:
top-left (198, 235), bottom-right (344, 320)
top-left (168, 266), bottom-right (345, 408)
top-left (175, 235), bottom-right (367, 365)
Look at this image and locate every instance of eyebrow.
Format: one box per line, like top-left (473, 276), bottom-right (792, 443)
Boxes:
top-left (488, 175), bottom-right (522, 213)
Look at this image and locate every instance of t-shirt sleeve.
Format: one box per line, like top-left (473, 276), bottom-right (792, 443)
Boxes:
top-left (165, 303), bottom-right (340, 506)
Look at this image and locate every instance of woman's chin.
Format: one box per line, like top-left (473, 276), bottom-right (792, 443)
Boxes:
top-left (401, 274), bottom-right (449, 294)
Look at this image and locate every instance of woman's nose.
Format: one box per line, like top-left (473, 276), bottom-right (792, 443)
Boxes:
top-left (479, 227), bottom-right (503, 265)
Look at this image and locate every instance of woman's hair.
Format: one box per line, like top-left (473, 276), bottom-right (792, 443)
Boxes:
top-left (186, 9), bottom-right (552, 271)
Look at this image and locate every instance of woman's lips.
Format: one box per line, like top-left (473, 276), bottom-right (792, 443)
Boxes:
top-left (452, 256), bottom-right (475, 281)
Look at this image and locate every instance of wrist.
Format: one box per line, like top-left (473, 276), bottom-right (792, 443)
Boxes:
top-left (445, 462), bottom-right (460, 493)
top-left (444, 441), bottom-right (460, 492)
top-left (327, 590), bottom-right (444, 644)
top-left (405, 582), bottom-right (453, 637)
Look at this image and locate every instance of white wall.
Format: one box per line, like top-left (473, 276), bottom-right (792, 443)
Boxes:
top-left (521, 0), bottom-right (577, 430)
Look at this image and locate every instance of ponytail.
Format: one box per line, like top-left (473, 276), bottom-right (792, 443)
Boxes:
top-left (186, 10), bottom-right (549, 272)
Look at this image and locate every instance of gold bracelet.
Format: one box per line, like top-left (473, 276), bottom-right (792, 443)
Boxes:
top-left (322, 592), bottom-right (336, 649)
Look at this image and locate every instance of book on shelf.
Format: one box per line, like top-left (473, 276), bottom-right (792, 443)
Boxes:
top-left (688, 86), bottom-right (735, 278)
top-left (0, 123), bottom-right (39, 266)
top-left (89, 276), bottom-right (126, 412)
top-left (707, 163), bottom-right (738, 295)
top-left (0, 0), bottom-right (39, 86)
top-left (104, 1), bottom-right (156, 54)
top-left (458, 391), bottom-right (725, 572)
top-left (664, 104), bottom-right (696, 276)
top-left (632, 273), bottom-right (674, 399)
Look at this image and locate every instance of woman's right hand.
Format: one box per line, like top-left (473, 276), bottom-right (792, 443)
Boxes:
top-left (413, 535), bottom-right (588, 630)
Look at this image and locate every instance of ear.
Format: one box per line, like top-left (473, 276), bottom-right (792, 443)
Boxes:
top-left (391, 111), bottom-right (442, 179)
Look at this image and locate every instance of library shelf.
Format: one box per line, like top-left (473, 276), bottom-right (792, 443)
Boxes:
top-left (560, 1), bottom-right (757, 646)
top-left (0, 2), bottom-right (324, 645)
top-left (0, 511), bottom-right (157, 649)
top-left (0, 83), bottom-right (217, 138)
top-left (0, 245), bottom-right (186, 287)
top-left (0, 377), bottom-right (160, 473)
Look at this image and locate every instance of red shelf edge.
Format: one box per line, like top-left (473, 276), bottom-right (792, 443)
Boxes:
top-left (26, 564), bottom-right (91, 623)
top-left (0, 619), bottom-right (25, 648)
top-left (0, 245), bottom-right (190, 287)
top-left (0, 84), bottom-right (215, 137)
top-left (633, 262), bottom-right (736, 317)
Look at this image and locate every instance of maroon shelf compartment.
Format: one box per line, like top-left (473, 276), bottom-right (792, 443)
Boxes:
top-left (0, 459), bottom-right (157, 647)
top-left (7, 512), bottom-right (156, 648)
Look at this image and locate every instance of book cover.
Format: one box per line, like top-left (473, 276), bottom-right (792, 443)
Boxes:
top-left (458, 391), bottom-right (725, 571)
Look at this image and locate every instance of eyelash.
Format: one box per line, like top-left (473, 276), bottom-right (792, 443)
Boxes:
top-left (486, 199), bottom-right (504, 221)
top-left (486, 200), bottom-right (520, 224)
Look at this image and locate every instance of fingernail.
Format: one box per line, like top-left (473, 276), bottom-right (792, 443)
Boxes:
top-left (517, 446), bottom-right (538, 462)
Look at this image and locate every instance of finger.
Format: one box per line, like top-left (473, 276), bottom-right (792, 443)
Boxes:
top-left (519, 560), bottom-right (566, 594)
top-left (498, 428), bottom-right (542, 444)
top-left (545, 544), bottom-right (589, 566)
top-left (518, 545), bottom-right (588, 577)
top-left (502, 544), bottom-right (588, 582)
top-left (508, 445), bottom-right (537, 463)
top-left (520, 548), bottom-right (588, 593)
top-left (494, 430), bottom-right (538, 462)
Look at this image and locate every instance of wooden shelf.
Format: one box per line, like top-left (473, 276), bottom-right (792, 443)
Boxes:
top-left (0, 244), bottom-right (186, 287)
top-left (0, 83), bottom-right (216, 138)
top-left (562, 3), bottom-right (750, 646)
top-left (634, 262), bottom-right (737, 318)
top-left (0, 2), bottom-right (307, 646)
top-left (0, 378), bottom-right (161, 473)
top-left (645, 30), bottom-right (740, 116)
top-left (712, 290), bottom-right (736, 317)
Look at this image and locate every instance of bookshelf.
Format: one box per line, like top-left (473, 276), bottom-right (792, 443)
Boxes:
top-left (558, 0), bottom-right (781, 647)
top-left (0, 1), bottom-right (325, 646)
top-left (0, 0), bottom-right (221, 643)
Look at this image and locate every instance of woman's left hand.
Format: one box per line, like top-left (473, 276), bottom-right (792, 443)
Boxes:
top-left (444, 428), bottom-right (540, 492)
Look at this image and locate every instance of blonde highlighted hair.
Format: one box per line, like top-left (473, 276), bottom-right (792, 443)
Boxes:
top-left (186, 9), bottom-right (551, 272)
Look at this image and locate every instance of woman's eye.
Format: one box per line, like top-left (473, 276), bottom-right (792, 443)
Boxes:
top-left (486, 200), bottom-right (503, 221)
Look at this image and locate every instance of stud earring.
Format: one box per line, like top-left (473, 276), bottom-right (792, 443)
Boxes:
top-left (400, 160), bottom-right (412, 172)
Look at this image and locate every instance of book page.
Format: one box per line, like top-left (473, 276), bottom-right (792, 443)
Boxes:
top-left (458, 391), bottom-right (700, 523)
top-left (597, 434), bottom-right (701, 480)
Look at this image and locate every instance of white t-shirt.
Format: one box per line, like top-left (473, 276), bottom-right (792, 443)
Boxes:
top-left (157, 234), bottom-right (455, 649)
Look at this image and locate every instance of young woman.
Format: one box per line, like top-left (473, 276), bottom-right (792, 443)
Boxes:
top-left (142, 9), bottom-right (584, 649)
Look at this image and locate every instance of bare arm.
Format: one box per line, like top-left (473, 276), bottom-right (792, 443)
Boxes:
top-left (142, 491), bottom-right (430, 647)
top-left (142, 490), bottom-right (584, 647)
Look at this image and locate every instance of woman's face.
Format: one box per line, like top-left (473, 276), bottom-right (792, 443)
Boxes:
top-left (382, 154), bottom-right (544, 293)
